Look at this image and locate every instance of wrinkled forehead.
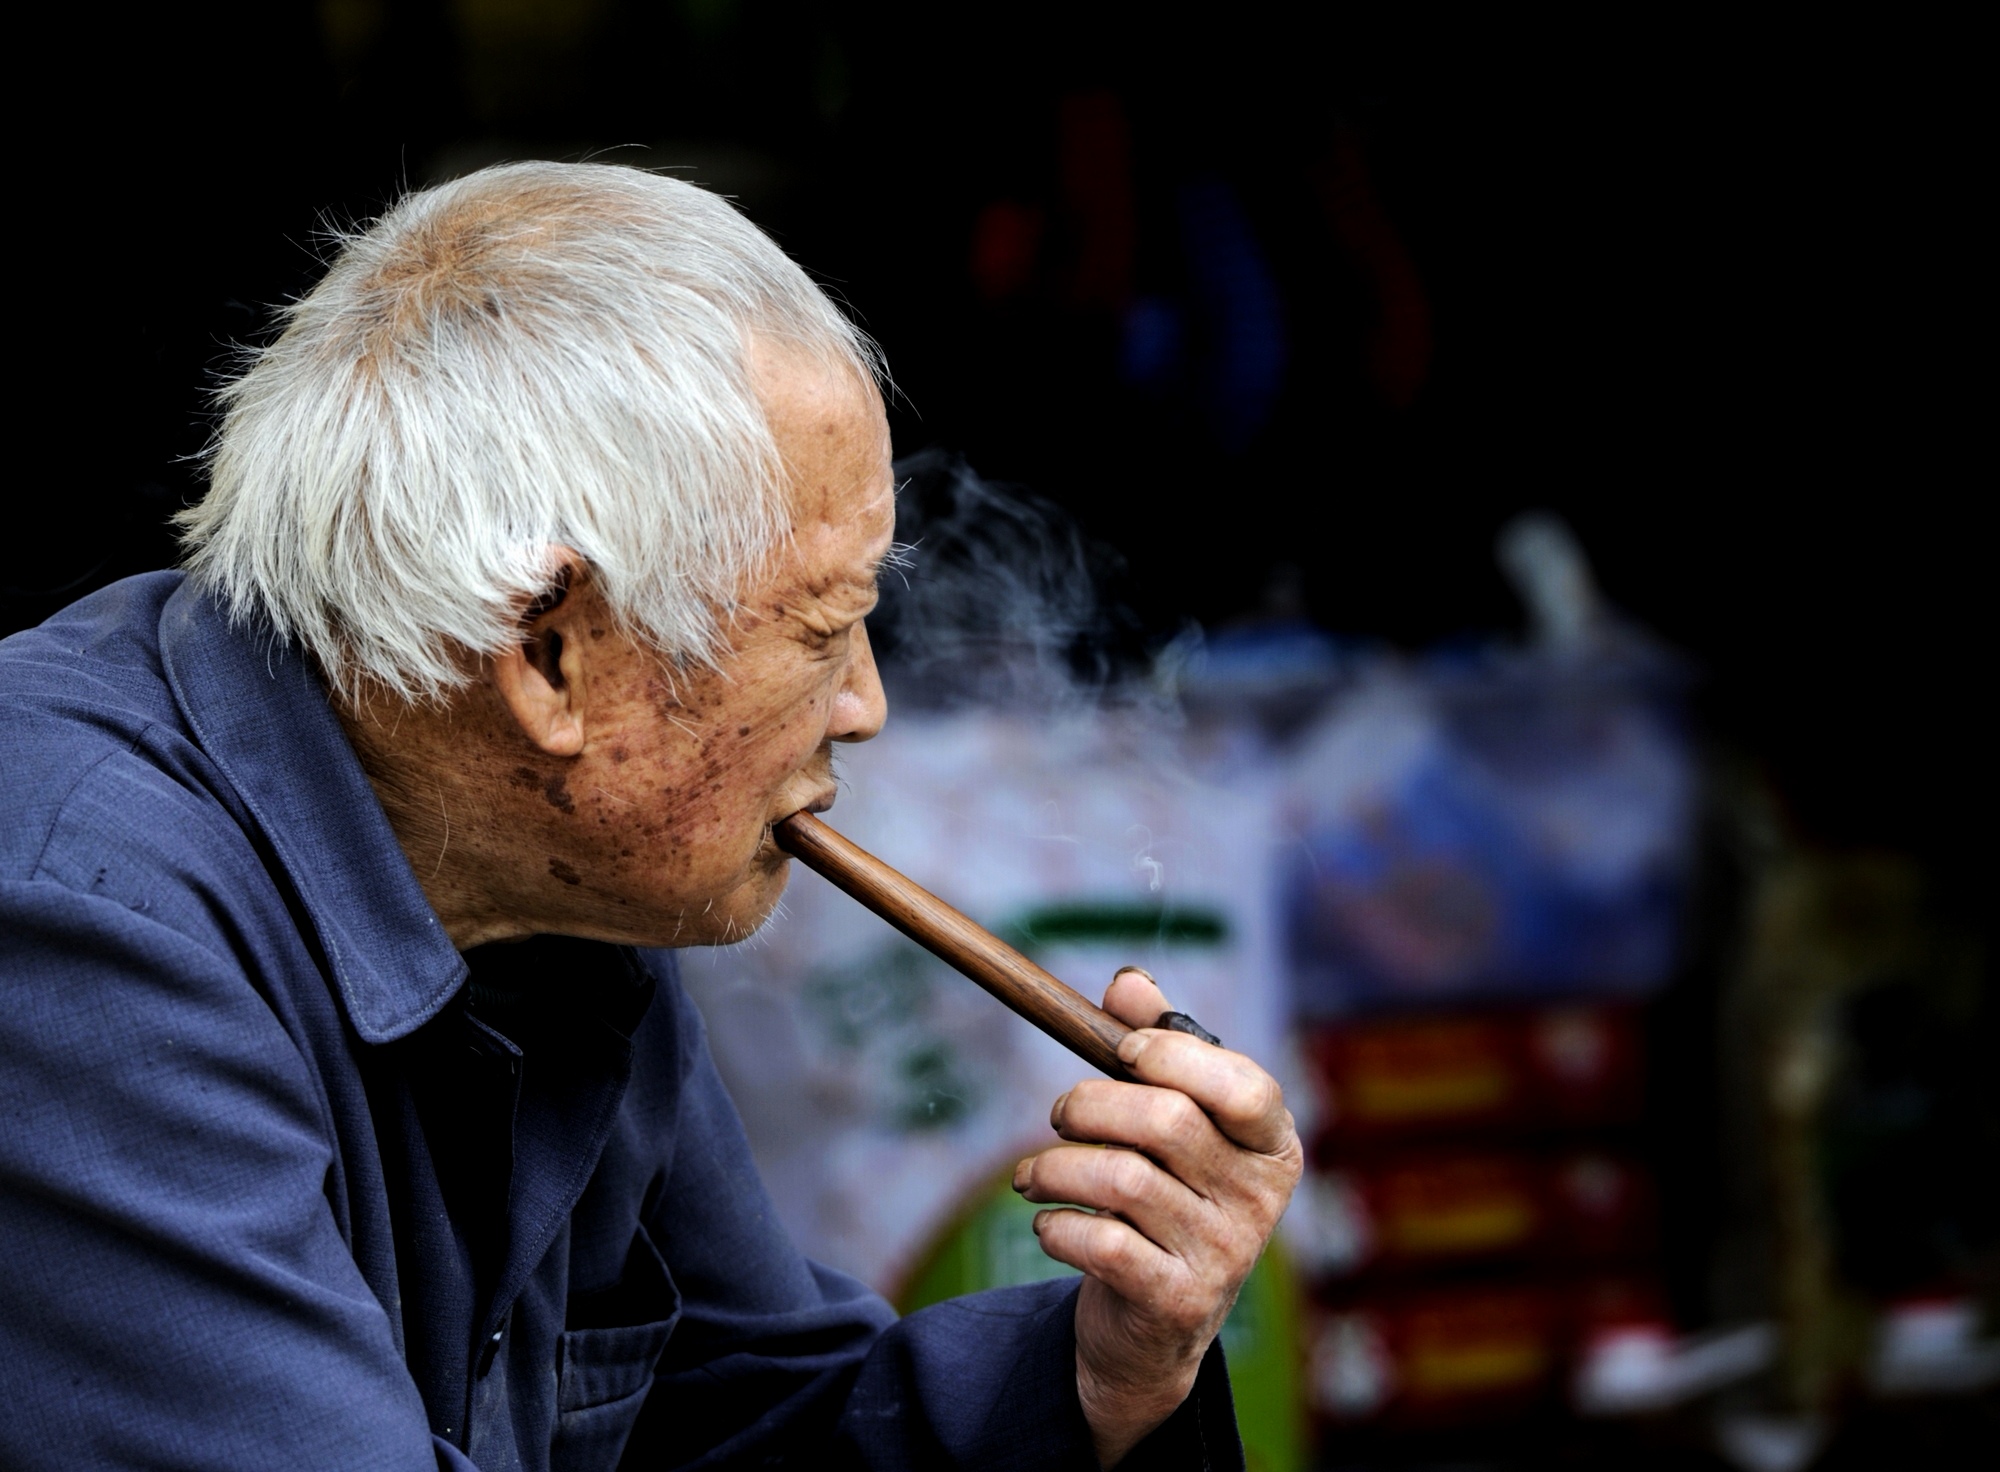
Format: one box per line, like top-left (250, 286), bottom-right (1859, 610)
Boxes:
top-left (750, 344), bottom-right (895, 596)
top-left (791, 462), bottom-right (896, 603)
top-left (774, 372), bottom-right (890, 503)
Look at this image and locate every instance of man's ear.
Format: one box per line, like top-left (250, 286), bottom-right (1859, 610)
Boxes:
top-left (491, 551), bottom-right (590, 757)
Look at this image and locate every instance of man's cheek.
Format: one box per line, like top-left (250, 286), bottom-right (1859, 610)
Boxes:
top-left (741, 698), bottom-right (831, 774)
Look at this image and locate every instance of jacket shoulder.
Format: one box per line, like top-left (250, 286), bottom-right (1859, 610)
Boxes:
top-left (1, 573), bottom-right (272, 947)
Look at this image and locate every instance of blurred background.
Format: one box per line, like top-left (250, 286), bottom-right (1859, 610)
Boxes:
top-left (14, 3), bottom-right (1991, 1467)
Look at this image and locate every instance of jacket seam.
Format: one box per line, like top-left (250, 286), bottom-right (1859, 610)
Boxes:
top-left (27, 723), bottom-right (154, 884)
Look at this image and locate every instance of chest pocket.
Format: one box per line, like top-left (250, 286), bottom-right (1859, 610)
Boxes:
top-left (551, 1222), bottom-right (681, 1471)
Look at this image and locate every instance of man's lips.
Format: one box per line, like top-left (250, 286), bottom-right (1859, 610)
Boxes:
top-left (766, 791), bottom-right (836, 848)
top-left (760, 793), bottom-right (833, 867)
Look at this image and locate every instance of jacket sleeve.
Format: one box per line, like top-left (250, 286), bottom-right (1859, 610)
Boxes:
top-left (0, 879), bottom-right (464, 1472)
top-left (620, 969), bottom-right (1243, 1471)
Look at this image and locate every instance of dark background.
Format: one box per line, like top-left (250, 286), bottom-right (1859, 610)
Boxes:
top-left (15, 2), bottom-right (1982, 884)
top-left (11, 4), bottom-right (1989, 1461)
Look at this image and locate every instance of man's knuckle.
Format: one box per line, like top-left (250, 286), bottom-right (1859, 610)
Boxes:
top-left (1258, 1181), bottom-right (1291, 1228)
top-left (1251, 1073), bottom-right (1284, 1121)
top-left (1108, 1148), bottom-right (1153, 1202)
top-left (1167, 1280), bottom-right (1213, 1333)
top-left (1089, 1224), bottom-right (1135, 1275)
top-left (1216, 1066), bottom-right (1277, 1125)
top-left (1222, 1241), bottom-right (1258, 1284)
top-left (1160, 1092), bottom-right (1207, 1146)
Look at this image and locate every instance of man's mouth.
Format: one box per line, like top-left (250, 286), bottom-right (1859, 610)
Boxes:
top-left (765, 791), bottom-right (836, 851)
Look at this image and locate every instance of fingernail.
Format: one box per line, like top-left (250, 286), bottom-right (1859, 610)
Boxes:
top-left (1114, 965), bottom-right (1155, 985)
top-left (1032, 1210), bottom-right (1049, 1236)
top-left (1050, 1091), bottom-right (1071, 1132)
top-left (1012, 1159), bottom-right (1032, 1194)
top-left (1117, 1030), bottom-right (1149, 1066)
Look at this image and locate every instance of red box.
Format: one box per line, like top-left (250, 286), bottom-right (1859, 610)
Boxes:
top-left (1307, 1274), bottom-right (1671, 1427)
top-left (1303, 1149), bottom-right (1655, 1279)
top-left (1305, 1003), bottom-right (1644, 1144)
top-left (1309, 1284), bottom-right (1561, 1424)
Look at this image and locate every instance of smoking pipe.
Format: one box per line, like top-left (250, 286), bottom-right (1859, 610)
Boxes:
top-left (772, 811), bottom-right (1219, 1083)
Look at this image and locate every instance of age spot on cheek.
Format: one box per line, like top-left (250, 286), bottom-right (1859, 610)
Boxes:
top-left (644, 677), bottom-right (688, 717)
top-left (548, 857), bottom-right (582, 885)
top-left (541, 774), bottom-right (576, 815)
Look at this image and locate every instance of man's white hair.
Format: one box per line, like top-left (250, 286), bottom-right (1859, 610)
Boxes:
top-left (178, 160), bottom-right (882, 703)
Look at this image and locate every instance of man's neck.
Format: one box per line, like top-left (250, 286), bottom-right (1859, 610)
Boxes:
top-left (333, 690), bottom-right (542, 950)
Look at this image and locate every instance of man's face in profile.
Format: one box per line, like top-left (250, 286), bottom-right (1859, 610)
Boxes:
top-left (513, 350), bottom-right (895, 949)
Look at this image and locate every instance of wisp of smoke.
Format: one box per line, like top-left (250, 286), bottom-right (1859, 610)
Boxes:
top-left (870, 449), bottom-right (1154, 713)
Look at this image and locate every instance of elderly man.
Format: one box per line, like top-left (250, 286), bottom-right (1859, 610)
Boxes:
top-left (0, 163), bottom-right (1300, 1470)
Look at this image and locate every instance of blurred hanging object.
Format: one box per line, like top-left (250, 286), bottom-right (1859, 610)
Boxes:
top-left (1497, 510), bottom-right (1607, 653)
top-left (965, 88), bottom-right (1132, 312)
top-left (1314, 125), bottom-right (1434, 410)
top-left (969, 201), bottom-right (1047, 303)
top-left (1057, 91), bottom-right (1136, 314)
top-left (1177, 176), bottom-right (1289, 453)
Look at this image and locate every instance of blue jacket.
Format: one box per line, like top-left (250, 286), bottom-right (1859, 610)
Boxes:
top-left (0, 574), bottom-right (1239, 1471)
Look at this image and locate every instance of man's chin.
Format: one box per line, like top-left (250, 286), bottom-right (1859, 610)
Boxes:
top-left (664, 865), bottom-right (791, 950)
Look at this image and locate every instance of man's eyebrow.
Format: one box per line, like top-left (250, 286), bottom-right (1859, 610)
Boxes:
top-left (869, 541), bottom-right (914, 585)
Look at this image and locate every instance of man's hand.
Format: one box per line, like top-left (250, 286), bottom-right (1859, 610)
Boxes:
top-left (1012, 968), bottom-right (1303, 1468)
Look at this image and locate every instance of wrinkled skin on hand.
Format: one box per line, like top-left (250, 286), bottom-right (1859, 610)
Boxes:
top-left (1012, 968), bottom-right (1303, 1468)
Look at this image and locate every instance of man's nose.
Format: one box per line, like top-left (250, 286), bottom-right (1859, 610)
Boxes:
top-left (829, 620), bottom-right (888, 744)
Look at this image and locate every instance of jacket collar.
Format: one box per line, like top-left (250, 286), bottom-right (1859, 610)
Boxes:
top-left (158, 577), bottom-right (466, 1044)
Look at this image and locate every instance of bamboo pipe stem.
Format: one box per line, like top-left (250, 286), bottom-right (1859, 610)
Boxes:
top-left (773, 811), bottom-right (1138, 1082)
